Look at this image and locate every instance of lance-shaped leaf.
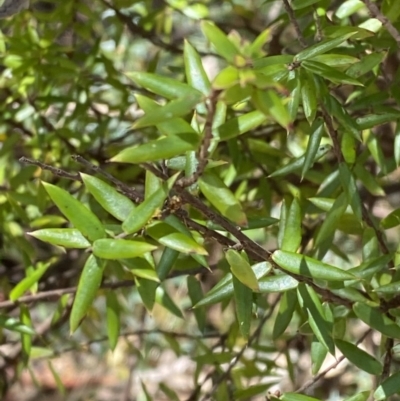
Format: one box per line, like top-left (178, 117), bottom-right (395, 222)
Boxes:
top-left (353, 302), bottom-right (400, 339)
top-left (272, 250), bottom-right (355, 281)
top-left (127, 72), bottom-right (201, 99)
top-left (70, 255), bottom-right (105, 333)
top-left (226, 249), bottom-right (259, 291)
top-left (184, 40), bottom-right (211, 96)
top-left (133, 94), bottom-right (203, 129)
top-left (218, 110), bottom-right (267, 140)
top-left (194, 262), bottom-right (271, 308)
top-left (281, 197), bottom-right (302, 253)
top-left (302, 118), bottom-right (325, 179)
top-left (10, 262), bottom-right (51, 301)
top-left (357, 113), bottom-right (400, 130)
top-left (311, 337), bottom-right (327, 374)
top-left (298, 284), bottom-right (335, 355)
top-left (81, 174), bottom-right (135, 221)
top-left (27, 228), bottom-right (91, 249)
top-left (259, 274), bottom-right (299, 292)
top-left (106, 292), bottom-right (120, 351)
top-left (300, 71), bottom-right (317, 123)
top-left (288, 77), bottom-right (301, 122)
top-left (269, 144), bottom-right (332, 178)
top-left (295, 33), bottom-right (356, 61)
top-left (157, 247), bottom-right (179, 280)
top-left (282, 394), bottom-right (321, 401)
top-left (374, 281), bottom-right (400, 294)
top-left (339, 163), bottom-right (362, 220)
top-left (0, 315), bottom-right (35, 335)
top-left (155, 286), bottom-right (183, 318)
top-left (187, 276), bottom-right (206, 333)
top-left (233, 275), bottom-right (252, 339)
top-left (93, 239), bottom-right (157, 259)
top-left (273, 289), bottom-right (297, 340)
top-left (146, 221), bottom-right (208, 255)
top-left (122, 184), bottom-right (169, 234)
top-left (335, 339), bottom-right (382, 375)
top-left (346, 52), bottom-right (386, 78)
top-left (374, 371), bottom-right (400, 400)
top-left (136, 278), bottom-right (158, 312)
top-left (111, 133), bottom-right (200, 164)
top-left (199, 172), bottom-right (247, 226)
top-left (42, 182), bottom-right (106, 242)
top-left (201, 21), bottom-right (240, 64)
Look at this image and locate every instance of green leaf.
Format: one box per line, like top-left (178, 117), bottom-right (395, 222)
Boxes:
top-left (93, 239), bottom-right (157, 259)
top-left (339, 163), bottom-right (362, 220)
top-left (111, 133), bottom-right (200, 164)
top-left (282, 393), bottom-right (322, 401)
top-left (27, 228), bottom-right (91, 249)
top-left (0, 315), bottom-right (35, 335)
top-left (311, 337), bottom-right (327, 374)
top-left (374, 371), bottom-right (400, 400)
top-left (272, 250), bottom-right (356, 281)
top-left (106, 292), bottom-right (120, 351)
top-left (302, 118), bottom-right (325, 179)
top-left (300, 71), bottom-right (317, 123)
top-left (70, 255), bottom-right (106, 333)
top-left (10, 262), bottom-right (51, 301)
top-left (201, 21), bottom-right (240, 64)
top-left (252, 89), bottom-right (291, 129)
top-left (335, 339), bottom-right (382, 375)
top-left (374, 280), bottom-right (400, 294)
top-left (133, 94), bottom-right (203, 129)
top-left (353, 163), bottom-right (385, 196)
top-left (127, 72), bottom-right (201, 99)
top-left (258, 274), bottom-right (299, 292)
top-left (295, 33), bottom-right (356, 61)
top-left (122, 184), bottom-right (168, 234)
top-left (343, 392), bottom-right (370, 401)
top-left (281, 197), bottom-right (302, 252)
top-left (226, 249), bottom-right (259, 291)
top-left (302, 60), bottom-right (363, 86)
top-left (155, 286), bottom-right (183, 318)
top-left (20, 305), bottom-right (32, 362)
top-left (335, 0), bottom-right (365, 18)
top-left (288, 78), bottom-right (301, 122)
top-left (218, 110), bottom-right (267, 140)
top-left (356, 113), bottom-right (400, 130)
top-left (42, 182), bottom-right (106, 242)
top-left (184, 40), bottom-right (211, 96)
top-left (233, 275), bottom-right (252, 339)
top-left (298, 284), bottom-right (335, 355)
top-left (81, 174), bottom-right (135, 221)
top-left (146, 221), bottom-right (208, 255)
top-left (291, 0), bottom-right (320, 10)
top-left (187, 276), bottom-right (206, 333)
top-left (199, 172), bottom-right (247, 226)
top-left (346, 52), bottom-right (386, 78)
top-left (157, 247), bottom-right (179, 280)
top-left (136, 278), bottom-right (158, 312)
top-left (273, 289), bottom-right (297, 339)
top-left (269, 144), bottom-right (332, 178)
top-left (353, 302), bottom-right (400, 339)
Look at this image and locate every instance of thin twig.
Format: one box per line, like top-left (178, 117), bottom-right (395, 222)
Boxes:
top-left (361, 0), bottom-right (400, 46)
top-left (282, 0), bottom-right (307, 48)
top-left (296, 329), bottom-right (372, 393)
top-left (199, 296), bottom-right (281, 401)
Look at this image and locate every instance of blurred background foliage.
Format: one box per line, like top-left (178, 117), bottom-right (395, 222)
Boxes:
top-left (1, 0), bottom-right (400, 400)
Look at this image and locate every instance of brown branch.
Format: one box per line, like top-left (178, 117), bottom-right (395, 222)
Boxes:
top-left (177, 90), bottom-right (220, 187)
top-left (361, 0), bottom-right (400, 46)
top-left (282, 0), bottom-right (307, 48)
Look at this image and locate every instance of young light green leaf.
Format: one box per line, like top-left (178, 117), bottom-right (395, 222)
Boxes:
top-left (258, 274), bottom-right (299, 293)
top-left (184, 40), bottom-right (211, 96)
top-left (218, 110), bottom-right (267, 140)
top-left (226, 249), bottom-right (259, 291)
top-left (70, 255), bottom-right (106, 333)
top-left (295, 33), bottom-right (356, 61)
top-left (272, 250), bottom-right (355, 281)
top-left (353, 302), bottom-right (400, 339)
top-left (111, 133), bottom-right (200, 164)
top-left (127, 72), bottom-right (201, 99)
top-left (93, 239), bottom-right (157, 259)
top-left (374, 371), bottom-right (400, 400)
top-left (106, 292), bottom-right (120, 351)
top-left (335, 339), bottom-right (382, 375)
top-left (27, 228), bottom-right (91, 249)
top-left (201, 21), bottom-right (240, 64)
top-left (146, 221), bottom-right (208, 255)
top-left (10, 262), bottom-right (51, 301)
top-left (233, 275), bottom-right (252, 339)
top-left (81, 174), bottom-right (135, 221)
top-left (269, 144), bottom-right (332, 178)
top-left (281, 197), bottom-right (302, 252)
top-left (199, 172), bottom-right (247, 226)
top-left (42, 182), bottom-right (106, 242)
